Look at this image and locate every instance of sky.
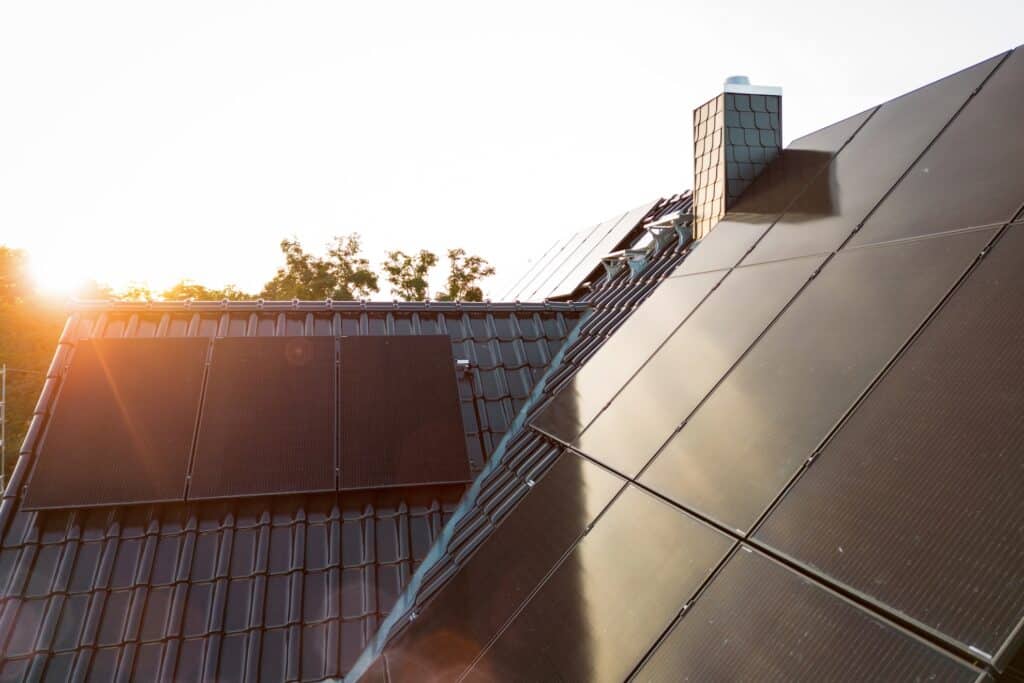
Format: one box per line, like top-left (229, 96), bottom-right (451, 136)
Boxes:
top-left (1, 1), bottom-right (1022, 299)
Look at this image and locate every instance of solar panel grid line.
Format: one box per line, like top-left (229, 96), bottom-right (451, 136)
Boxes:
top-left (548, 203), bottom-right (660, 299)
top-left (510, 236), bottom-right (574, 301)
top-left (533, 214), bottom-right (627, 300)
top-left (835, 50), bottom-right (1013, 249)
top-left (745, 222), bottom-right (1024, 671)
top-left (573, 253), bottom-right (825, 483)
top-left (740, 52), bottom-right (1007, 267)
top-left (624, 540), bottom-right (744, 682)
top-left (182, 340), bottom-right (216, 502)
top-left (524, 437), bottom-right (997, 678)
top-left (744, 222), bottom-right (1009, 539)
top-left (500, 239), bottom-right (557, 300)
top-left (632, 545), bottom-right (989, 683)
top-left (527, 223), bottom-right (607, 300)
top-left (533, 372), bottom-right (1000, 673)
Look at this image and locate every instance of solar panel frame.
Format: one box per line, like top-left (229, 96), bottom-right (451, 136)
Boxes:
top-left (741, 53), bottom-right (1004, 266)
top-left (23, 337), bottom-right (211, 510)
top-left (642, 226), bottom-right (997, 533)
top-left (754, 222), bottom-right (1024, 665)
top-left (635, 546), bottom-right (983, 682)
top-left (189, 336), bottom-right (337, 500)
top-left (338, 335), bottom-right (470, 491)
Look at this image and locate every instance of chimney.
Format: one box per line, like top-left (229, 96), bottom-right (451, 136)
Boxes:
top-left (692, 76), bottom-right (782, 239)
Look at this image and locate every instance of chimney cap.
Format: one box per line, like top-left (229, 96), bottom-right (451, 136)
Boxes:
top-left (723, 76), bottom-right (782, 97)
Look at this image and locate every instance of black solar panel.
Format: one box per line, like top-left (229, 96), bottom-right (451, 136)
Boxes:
top-left (642, 227), bottom-right (996, 532)
top-left (531, 269), bottom-right (726, 444)
top-left (464, 486), bottom-right (733, 682)
top-left (756, 223), bottom-right (1024, 663)
top-left (339, 335), bottom-right (469, 490)
top-left (851, 48), bottom-right (1024, 246)
top-left (636, 548), bottom-right (980, 682)
top-left (677, 108), bottom-right (874, 276)
top-left (380, 451), bottom-right (622, 680)
top-left (574, 254), bottom-right (824, 477)
top-left (24, 338), bottom-right (209, 509)
top-left (190, 337), bottom-right (336, 499)
top-left (743, 54), bottom-right (1003, 265)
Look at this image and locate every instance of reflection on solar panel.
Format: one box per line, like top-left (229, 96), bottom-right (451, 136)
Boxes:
top-left (380, 452), bottom-right (622, 680)
top-left (637, 548), bottom-right (979, 682)
top-left (575, 253), bottom-right (824, 477)
top-left (851, 48), bottom-right (1024, 246)
top-left (676, 108), bottom-right (873, 276)
top-left (743, 53), bottom-right (1003, 265)
top-left (643, 227), bottom-right (996, 532)
top-left (531, 269), bottom-right (727, 444)
top-left (190, 337), bottom-right (336, 499)
top-left (757, 223), bottom-right (1024, 662)
top-left (464, 486), bottom-right (732, 682)
top-left (24, 338), bottom-right (209, 509)
top-left (339, 336), bottom-right (469, 490)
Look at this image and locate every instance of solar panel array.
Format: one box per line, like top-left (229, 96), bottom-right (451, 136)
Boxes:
top-left (505, 201), bottom-right (656, 301)
top-left (373, 46), bottom-right (1024, 679)
top-left (24, 335), bottom-right (469, 508)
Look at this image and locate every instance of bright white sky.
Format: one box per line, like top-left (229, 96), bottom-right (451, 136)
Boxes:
top-left (2, 1), bottom-right (1021, 299)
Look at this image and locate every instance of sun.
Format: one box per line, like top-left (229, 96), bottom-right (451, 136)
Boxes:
top-left (29, 250), bottom-right (104, 298)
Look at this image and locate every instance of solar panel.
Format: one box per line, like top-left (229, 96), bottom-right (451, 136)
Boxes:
top-left (636, 548), bottom-right (980, 682)
top-left (543, 201), bottom-right (656, 298)
top-left (642, 227), bottom-right (996, 532)
top-left (743, 54), bottom-right (1003, 265)
top-left (676, 108), bottom-right (874, 276)
top-left (24, 338), bottom-right (209, 509)
top-left (339, 335), bottom-right (469, 490)
top-left (574, 254), bottom-right (825, 478)
top-left (851, 48), bottom-right (1024, 247)
top-left (189, 337), bottom-right (336, 499)
top-left (524, 221), bottom-right (607, 300)
top-left (518, 227), bottom-right (596, 300)
top-left (756, 223), bottom-right (1024, 663)
top-left (502, 238), bottom-right (560, 300)
top-left (531, 269), bottom-right (727, 444)
top-left (508, 235), bottom-right (572, 301)
top-left (380, 451), bottom-right (622, 680)
top-left (463, 486), bottom-right (733, 682)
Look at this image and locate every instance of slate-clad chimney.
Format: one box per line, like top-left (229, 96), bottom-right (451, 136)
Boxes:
top-left (692, 76), bottom-right (782, 239)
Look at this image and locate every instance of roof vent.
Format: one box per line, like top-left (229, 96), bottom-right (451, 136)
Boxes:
top-left (724, 75), bottom-right (750, 87)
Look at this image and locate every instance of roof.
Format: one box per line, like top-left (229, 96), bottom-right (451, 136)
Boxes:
top-left (351, 46), bottom-right (1024, 681)
top-left (0, 300), bottom-right (593, 679)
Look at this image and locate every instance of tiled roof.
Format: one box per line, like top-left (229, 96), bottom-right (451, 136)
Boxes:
top-left (348, 192), bottom-right (696, 677)
top-left (0, 301), bottom-right (588, 680)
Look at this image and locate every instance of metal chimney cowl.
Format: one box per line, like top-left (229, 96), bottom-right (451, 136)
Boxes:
top-left (692, 77), bottom-right (782, 240)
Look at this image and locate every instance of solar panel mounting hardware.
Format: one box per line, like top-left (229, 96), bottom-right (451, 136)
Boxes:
top-left (646, 211), bottom-right (694, 254)
top-left (601, 248), bottom-right (651, 280)
top-left (456, 359), bottom-right (471, 376)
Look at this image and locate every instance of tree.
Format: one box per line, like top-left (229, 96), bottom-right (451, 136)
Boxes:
top-left (0, 247), bottom-right (31, 306)
top-left (436, 248), bottom-right (495, 302)
top-left (161, 280), bottom-right (253, 301)
top-left (260, 234), bottom-right (378, 300)
top-left (382, 249), bottom-right (438, 301)
top-left (117, 282), bottom-right (154, 301)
